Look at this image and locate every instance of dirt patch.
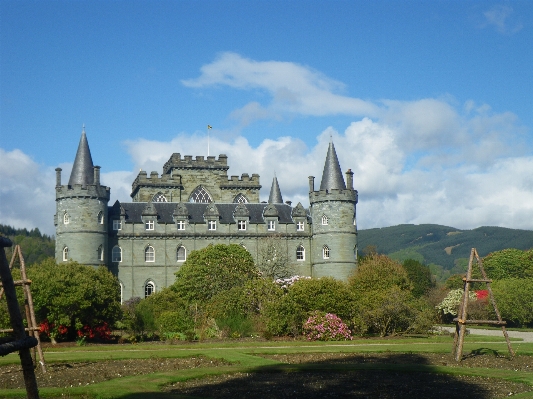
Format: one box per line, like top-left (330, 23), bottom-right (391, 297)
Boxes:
top-left (0, 356), bottom-right (230, 390)
top-left (166, 352), bottom-right (533, 399)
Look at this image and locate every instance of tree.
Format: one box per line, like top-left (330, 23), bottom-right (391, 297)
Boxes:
top-left (492, 278), bottom-right (533, 327)
top-left (172, 244), bottom-right (260, 303)
top-left (256, 235), bottom-right (293, 279)
top-left (402, 259), bottom-right (435, 298)
top-left (482, 248), bottom-right (533, 280)
top-left (28, 258), bottom-right (121, 340)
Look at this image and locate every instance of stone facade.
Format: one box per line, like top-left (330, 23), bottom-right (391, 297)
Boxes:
top-left (55, 129), bottom-right (358, 302)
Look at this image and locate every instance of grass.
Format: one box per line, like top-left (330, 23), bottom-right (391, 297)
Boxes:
top-left (0, 334), bottom-right (532, 398)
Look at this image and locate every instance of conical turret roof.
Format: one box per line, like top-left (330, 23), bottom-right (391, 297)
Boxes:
top-left (319, 141), bottom-right (346, 191)
top-left (68, 128), bottom-right (95, 187)
top-left (268, 176), bottom-right (284, 203)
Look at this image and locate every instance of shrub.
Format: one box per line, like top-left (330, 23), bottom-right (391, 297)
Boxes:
top-left (303, 311), bottom-right (352, 341)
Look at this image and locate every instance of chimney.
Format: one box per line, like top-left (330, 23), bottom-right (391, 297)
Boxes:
top-left (55, 168), bottom-right (62, 187)
top-left (345, 169), bottom-right (354, 190)
top-left (308, 176), bottom-right (315, 192)
top-left (94, 166), bottom-right (101, 186)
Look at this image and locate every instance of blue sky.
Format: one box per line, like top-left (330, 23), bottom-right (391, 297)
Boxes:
top-left (1, 0), bottom-right (532, 235)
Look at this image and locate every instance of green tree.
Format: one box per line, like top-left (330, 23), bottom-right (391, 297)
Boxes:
top-left (482, 248), bottom-right (533, 280)
top-left (445, 274), bottom-right (465, 290)
top-left (492, 278), bottom-right (533, 327)
top-left (28, 259), bottom-right (121, 340)
top-left (402, 259), bottom-right (435, 298)
top-left (172, 244), bottom-right (259, 303)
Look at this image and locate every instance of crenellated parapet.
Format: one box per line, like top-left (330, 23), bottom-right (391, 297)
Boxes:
top-left (163, 153), bottom-right (229, 174)
top-left (131, 170), bottom-right (183, 200)
top-left (55, 167), bottom-right (110, 201)
top-left (220, 173), bottom-right (261, 190)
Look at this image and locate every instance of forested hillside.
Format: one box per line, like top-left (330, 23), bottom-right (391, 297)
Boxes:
top-left (0, 224), bottom-right (55, 265)
top-left (358, 224), bottom-right (533, 281)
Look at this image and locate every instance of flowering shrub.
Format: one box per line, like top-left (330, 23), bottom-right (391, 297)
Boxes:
top-left (274, 275), bottom-right (311, 291)
top-left (303, 311), bottom-right (352, 341)
top-left (436, 289), bottom-right (477, 316)
top-left (39, 319), bottom-right (68, 340)
top-left (476, 290), bottom-right (489, 300)
top-left (77, 322), bottom-right (112, 341)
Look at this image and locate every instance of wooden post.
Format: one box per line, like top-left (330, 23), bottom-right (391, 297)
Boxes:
top-left (0, 237), bottom-right (40, 399)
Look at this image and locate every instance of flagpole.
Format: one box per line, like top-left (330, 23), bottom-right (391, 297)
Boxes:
top-left (207, 125), bottom-right (212, 156)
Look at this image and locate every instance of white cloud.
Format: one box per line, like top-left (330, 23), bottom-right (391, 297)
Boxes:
top-left (482, 5), bottom-right (523, 34)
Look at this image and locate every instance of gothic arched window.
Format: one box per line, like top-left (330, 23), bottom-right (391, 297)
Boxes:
top-left (296, 245), bottom-right (305, 261)
top-left (145, 245), bottom-right (155, 262)
top-left (233, 193), bottom-right (248, 203)
top-left (321, 215), bottom-right (329, 225)
top-left (63, 212), bottom-right (70, 225)
top-left (98, 245), bottom-right (104, 261)
top-left (145, 281), bottom-right (155, 298)
top-left (62, 246), bottom-right (69, 261)
top-left (323, 245), bottom-right (330, 259)
top-left (189, 186), bottom-right (212, 203)
top-left (152, 193), bottom-right (168, 202)
top-left (177, 246), bottom-right (186, 262)
top-left (112, 246), bottom-right (122, 262)
top-left (98, 211), bottom-right (104, 224)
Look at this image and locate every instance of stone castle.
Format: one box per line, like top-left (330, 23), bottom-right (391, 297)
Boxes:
top-left (55, 129), bottom-right (358, 301)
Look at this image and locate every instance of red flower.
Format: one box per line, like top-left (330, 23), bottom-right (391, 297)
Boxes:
top-left (476, 290), bottom-right (489, 300)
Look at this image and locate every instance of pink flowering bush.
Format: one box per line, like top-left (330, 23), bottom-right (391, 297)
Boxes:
top-left (303, 311), bottom-right (352, 341)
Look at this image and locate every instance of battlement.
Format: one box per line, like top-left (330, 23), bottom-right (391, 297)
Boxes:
top-left (220, 173), bottom-right (261, 189)
top-left (131, 170), bottom-right (183, 199)
top-left (163, 153), bottom-right (229, 174)
top-left (56, 184), bottom-right (110, 201)
top-left (309, 189), bottom-right (358, 204)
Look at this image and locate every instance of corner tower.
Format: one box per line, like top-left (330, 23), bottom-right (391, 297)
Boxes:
top-left (55, 128), bottom-right (110, 267)
top-left (309, 141), bottom-right (358, 280)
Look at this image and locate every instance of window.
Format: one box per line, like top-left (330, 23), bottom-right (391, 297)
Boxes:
top-left (323, 245), bottom-right (330, 259)
top-left (234, 193), bottom-right (248, 204)
top-left (208, 220), bottom-right (217, 230)
top-left (145, 220), bottom-right (155, 230)
top-left (145, 281), bottom-right (155, 298)
top-left (176, 220), bottom-right (186, 230)
top-left (321, 215), bottom-right (329, 225)
top-left (145, 246), bottom-right (155, 262)
top-left (296, 245), bottom-right (305, 261)
top-left (268, 220), bottom-right (276, 231)
top-left (152, 193), bottom-right (168, 202)
top-left (238, 220), bottom-right (247, 231)
top-left (63, 212), bottom-right (70, 225)
top-left (177, 246), bottom-right (186, 262)
top-left (62, 246), bottom-right (69, 261)
top-left (113, 220), bottom-right (122, 230)
top-left (112, 246), bottom-right (122, 262)
top-left (297, 221), bottom-right (305, 231)
top-left (98, 245), bottom-right (104, 261)
top-left (98, 211), bottom-right (104, 224)
top-left (189, 186), bottom-right (212, 203)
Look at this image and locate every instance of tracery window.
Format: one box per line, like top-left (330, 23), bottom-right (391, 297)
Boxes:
top-left (62, 246), bottom-right (69, 261)
top-left (145, 245), bottom-right (155, 262)
top-left (323, 245), bottom-right (330, 259)
top-left (189, 186), bottom-right (212, 203)
top-left (153, 193), bottom-right (168, 202)
top-left (233, 194), bottom-right (248, 204)
top-left (63, 212), bottom-right (70, 225)
top-left (145, 281), bottom-right (155, 298)
top-left (177, 246), bottom-right (186, 262)
top-left (321, 215), bottom-right (329, 225)
top-left (296, 245), bottom-right (305, 261)
top-left (112, 246), bottom-right (122, 262)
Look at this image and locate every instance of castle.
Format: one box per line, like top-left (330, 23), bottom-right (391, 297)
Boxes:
top-left (55, 129), bottom-right (358, 301)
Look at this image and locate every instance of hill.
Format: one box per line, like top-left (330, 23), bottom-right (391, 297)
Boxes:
top-left (0, 224), bottom-right (55, 266)
top-left (358, 224), bottom-right (533, 282)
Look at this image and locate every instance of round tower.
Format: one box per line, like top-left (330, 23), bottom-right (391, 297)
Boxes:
top-left (55, 129), bottom-right (110, 267)
top-left (309, 141), bottom-right (358, 280)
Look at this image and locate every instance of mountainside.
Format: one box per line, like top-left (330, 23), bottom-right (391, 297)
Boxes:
top-left (358, 224), bottom-right (533, 281)
top-left (0, 224), bottom-right (55, 266)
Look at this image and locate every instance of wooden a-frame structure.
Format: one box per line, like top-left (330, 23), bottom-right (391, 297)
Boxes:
top-left (453, 248), bottom-right (514, 361)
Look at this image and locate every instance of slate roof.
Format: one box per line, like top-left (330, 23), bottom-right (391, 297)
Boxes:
top-left (319, 141), bottom-right (346, 191)
top-left (268, 176), bottom-right (284, 204)
top-left (68, 129), bottom-right (95, 187)
top-left (112, 201), bottom-right (302, 224)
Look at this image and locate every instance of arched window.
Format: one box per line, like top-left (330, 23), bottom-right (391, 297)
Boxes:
top-left (233, 193), bottom-right (248, 203)
top-left (296, 245), bottom-right (305, 261)
top-left (62, 246), bottom-right (69, 261)
top-left (98, 245), bottom-right (104, 261)
top-left (177, 246), bottom-right (186, 262)
top-left (112, 246), bottom-right (122, 262)
top-left (145, 281), bottom-right (155, 298)
top-left (189, 186), bottom-right (212, 203)
top-left (145, 245), bottom-right (155, 262)
top-left (321, 215), bottom-right (328, 225)
top-left (323, 245), bottom-right (330, 259)
top-left (63, 212), bottom-right (70, 225)
top-left (98, 211), bottom-right (104, 224)
top-left (152, 193), bottom-right (168, 202)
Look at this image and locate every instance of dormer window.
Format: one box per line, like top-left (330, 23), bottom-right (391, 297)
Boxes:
top-left (321, 215), bottom-right (329, 225)
top-left (238, 220), bottom-right (247, 231)
top-left (145, 220), bottom-right (155, 230)
top-left (268, 221), bottom-right (276, 231)
top-left (113, 220), bottom-right (122, 230)
top-left (176, 220), bottom-right (186, 230)
top-left (297, 221), bottom-right (304, 231)
top-left (208, 220), bottom-right (217, 230)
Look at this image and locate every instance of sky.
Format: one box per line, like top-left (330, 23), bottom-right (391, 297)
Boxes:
top-left (1, 0), bottom-right (532, 236)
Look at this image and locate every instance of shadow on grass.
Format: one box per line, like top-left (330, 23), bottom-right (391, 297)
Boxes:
top-left (463, 347), bottom-right (501, 359)
top-left (118, 353), bottom-right (502, 399)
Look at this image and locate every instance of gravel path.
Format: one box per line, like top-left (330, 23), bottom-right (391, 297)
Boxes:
top-left (436, 326), bottom-right (533, 342)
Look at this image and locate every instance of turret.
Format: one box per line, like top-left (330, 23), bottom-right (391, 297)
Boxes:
top-left (268, 176), bottom-right (284, 204)
top-left (309, 141), bottom-right (358, 280)
top-left (55, 127), bottom-right (110, 267)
